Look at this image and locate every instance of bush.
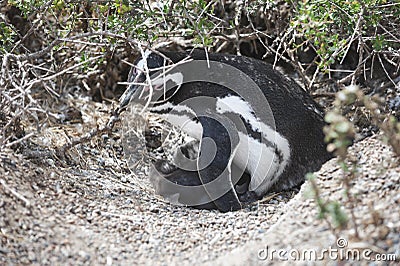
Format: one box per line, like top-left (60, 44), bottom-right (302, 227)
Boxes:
top-left (292, 0), bottom-right (400, 69)
top-left (0, 0), bottom-right (398, 150)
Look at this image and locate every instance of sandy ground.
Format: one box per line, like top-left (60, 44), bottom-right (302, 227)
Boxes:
top-left (1, 103), bottom-right (399, 265)
top-left (212, 135), bottom-right (400, 265)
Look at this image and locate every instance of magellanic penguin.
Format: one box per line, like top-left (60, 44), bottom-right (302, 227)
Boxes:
top-left (120, 49), bottom-right (332, 212)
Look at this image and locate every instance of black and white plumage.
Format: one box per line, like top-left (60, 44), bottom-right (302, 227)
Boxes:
top-left (121, 49), bottom-right (332, 212)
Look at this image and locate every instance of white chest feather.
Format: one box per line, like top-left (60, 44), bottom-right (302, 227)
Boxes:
top-left (215, 95), bottom-right (291, 195)
top-left (234, 132), bottom-right (289, 195)
top-left (150, 102), bottom-right (203, 139)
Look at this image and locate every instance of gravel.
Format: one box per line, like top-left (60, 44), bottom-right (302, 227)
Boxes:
top-left (212, 135), bottom-right (400, 265)
top-left (0, 103), bottom-right (297, 265)
top-left (1, 100), bottom-right (398, 265)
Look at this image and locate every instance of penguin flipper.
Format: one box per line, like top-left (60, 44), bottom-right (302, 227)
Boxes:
top-left (197, 115), bottom-right (242, 212)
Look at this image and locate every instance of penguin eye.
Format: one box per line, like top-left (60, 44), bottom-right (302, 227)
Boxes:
top-left (128, 67), bottom-right (138, 81)
top-left (129, 67), bottom-right (146, 84)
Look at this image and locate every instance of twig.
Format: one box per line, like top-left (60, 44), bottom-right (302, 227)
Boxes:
top-left (59, 111), bottom-right (120, 155)
top-left (257, 192), bottom-right (280, 204)
top-left (0, 179), bottom-right (31, 207)
top-left (340, 8), bottom-right (364, 64)
top-left (308, 176), bottom-right (340, 239)
top-left (4, 132), bottom-right (35, 148)
top-left (25, 55), bottom-right (104, 89)
top-left (339, 160), bottom-right (360, 239)
top-left (378, 53), bottom-right (400, 89)
top-left (338, 54), bottom-right (371, 84)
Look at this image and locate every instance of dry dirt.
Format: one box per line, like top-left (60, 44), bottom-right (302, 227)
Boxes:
top-left (0, 99), bottom-right (399, 265)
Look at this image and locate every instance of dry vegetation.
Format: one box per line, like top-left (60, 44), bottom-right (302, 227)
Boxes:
top-left (0, 0), bottom-right (399, 265)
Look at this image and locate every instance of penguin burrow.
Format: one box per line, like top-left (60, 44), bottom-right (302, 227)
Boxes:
top-left (120, 49), bottom-right (332, 212)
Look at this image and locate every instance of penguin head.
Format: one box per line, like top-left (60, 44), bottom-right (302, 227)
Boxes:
top-left (120, 51), bottom-right (182, 109)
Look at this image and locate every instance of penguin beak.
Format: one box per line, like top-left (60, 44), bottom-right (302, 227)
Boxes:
top-left (119, 68), bottom-right (147, 110)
